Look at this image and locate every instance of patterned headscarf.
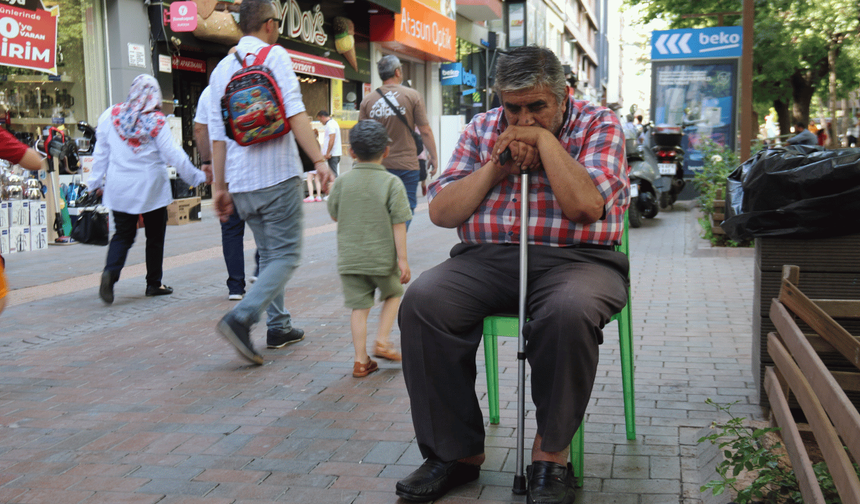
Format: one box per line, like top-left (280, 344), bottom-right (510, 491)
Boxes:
top-left (111, 74), bottom-right (166, 153)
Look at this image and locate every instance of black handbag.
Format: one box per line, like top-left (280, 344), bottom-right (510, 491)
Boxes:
top-left (376, 88), bottom-right (424, 155)
top-left (70, 209), bottom-right (109, 246)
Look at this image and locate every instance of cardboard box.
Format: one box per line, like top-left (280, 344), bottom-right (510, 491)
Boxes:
top-left (0, 201), bottom-right (8, 229)
top-left (29, 201), bottom-right (48, 226)
top-left (0, 228), bottom-right (8, 254)
top-left (30, 226), bottom-right (48, 250)
top-left (9, 226), bottom-right (29, 253)
top-left (167, 197), bottom-right (201, 226)
top-left (9, 200), bottom-right (29, 227)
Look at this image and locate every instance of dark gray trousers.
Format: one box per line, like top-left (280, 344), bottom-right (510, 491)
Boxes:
top-left (399, 243), bottom-right (629, 461)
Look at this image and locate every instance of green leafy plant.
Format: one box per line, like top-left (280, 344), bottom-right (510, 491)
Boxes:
top-left (699, 399), bottom-right (790, 503)
top-left (698, 399), bottom-right (859, 503)
top-left (691, 140), bottom-right (755, 247)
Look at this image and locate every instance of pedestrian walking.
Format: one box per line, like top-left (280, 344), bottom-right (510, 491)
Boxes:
top-left (316, 110), bottom-right (341, 182)
top-left (194, 85), bottom-right (262, 302)
top-left (89, 74), bottom-right (209, 305)
top-left (327, 121), bottom-right (412, 377)
top-left (359, 55), bottom-right (438, 229)
top-left (208, 0), bottom-right (333, 365)
top-left (395, 46), bottom-right (629, 504)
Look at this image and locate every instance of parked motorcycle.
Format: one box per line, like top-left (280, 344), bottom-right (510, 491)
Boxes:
top-left (623, 118), bottom-right (660, 228)
top-left (650, 124), bottom-right (686, 208)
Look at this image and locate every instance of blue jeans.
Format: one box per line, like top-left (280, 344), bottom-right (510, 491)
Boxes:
top-left (229, 178), bottom-right (303, 333)
top-left (388, 169), bottom-right (419, 230)
top-left (221, 208), bottom-right (246, 295)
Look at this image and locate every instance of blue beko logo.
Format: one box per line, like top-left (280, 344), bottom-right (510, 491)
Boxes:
top-left (651, 27), bottom-right (743, 60)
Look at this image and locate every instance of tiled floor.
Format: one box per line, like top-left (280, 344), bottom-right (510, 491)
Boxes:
top-left (0, 198), bottom-right (761, 503)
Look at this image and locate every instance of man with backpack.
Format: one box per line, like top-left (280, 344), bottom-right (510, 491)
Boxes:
top-left (359, 55), bottom-right (438, 230)
top-left (207, 0), bottom-right (333, 365)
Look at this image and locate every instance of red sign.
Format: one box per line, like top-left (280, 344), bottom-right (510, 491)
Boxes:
top-left (286, 50), bottom-right (345, 80)
top-left (169, 1), bottom-right (197, 32)
top-left (171, 55), bottom-right (206, 73)
top-left (0, 4), bottom-right (59, 75)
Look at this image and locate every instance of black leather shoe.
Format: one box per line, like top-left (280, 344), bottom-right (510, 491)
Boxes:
top-left (145, 284), bottom-right (173, 297)
top-left (99, 270), bottom-right (116, 304)
top-left (527, 461), bottom-right (576, 504)
top-left (395, 457), bottom-right (480, 502)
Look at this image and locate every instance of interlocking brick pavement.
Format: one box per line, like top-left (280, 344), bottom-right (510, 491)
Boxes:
top-left (0, 198), bottom-right (760, 503)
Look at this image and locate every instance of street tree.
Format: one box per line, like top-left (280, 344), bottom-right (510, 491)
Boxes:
top-left (624, 0), bottom-right (860, 138)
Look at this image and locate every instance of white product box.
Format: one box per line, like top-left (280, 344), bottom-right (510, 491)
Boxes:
top-left (0, 228), bottom-right (8, 254)
top-left (9, 200), bottom-right (29, 227)
top-left (30, 226), bottom-right (48, 250)
top-left (9, 226), bottom-right (29, 253)
top-left (29, 201), bottom-right (48, 226)
top-left (0, 201), bottom-right (8, 229)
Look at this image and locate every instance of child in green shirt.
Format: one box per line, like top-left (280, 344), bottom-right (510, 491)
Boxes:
top-left (327, 121), bottom-right (413, 377)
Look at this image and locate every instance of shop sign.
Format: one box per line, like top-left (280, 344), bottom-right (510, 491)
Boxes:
top-left (440, 62), bottom-right (477, 87)
top-left (371, 0), bottom-right (455, 61)
top-left (274, 0), bottom-right (327, 46)
top-left (168, 1), bottom-right (197, 32)
top-left (171, 55), bottom-right (206, 73)
top-left (286, 49), bottom-right (344, 80)
top-left (0, 0), bottom-right (59, 75)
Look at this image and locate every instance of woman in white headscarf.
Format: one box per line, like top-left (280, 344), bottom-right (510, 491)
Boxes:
top-left (89, 74), bottom-right (210, 304)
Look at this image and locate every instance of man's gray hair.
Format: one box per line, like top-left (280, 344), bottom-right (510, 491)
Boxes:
top-left (239, 0), bottom-right (276, 34)
top-left (350, 120), bottom-right (391, 160)
top-left (377, 55), bottom-right (402, 81)
top-left (493, 46), bottom-right (567, 105)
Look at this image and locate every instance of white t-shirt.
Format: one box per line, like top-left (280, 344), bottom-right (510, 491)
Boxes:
top-left (194, 86), bottom-right (240, 184)
top-left (323, 118), bottom-right (342, 157)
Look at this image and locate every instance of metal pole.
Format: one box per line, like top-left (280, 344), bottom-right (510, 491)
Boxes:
top-left (513, 170), bottom-right (528, 495)
top-left (740, 0), bottom-right (754, 161)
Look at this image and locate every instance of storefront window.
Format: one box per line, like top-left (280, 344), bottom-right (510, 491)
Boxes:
top-left (442, 39), bottom-right (487, 122)
top-left (0, 0), bottom-right (104, 138)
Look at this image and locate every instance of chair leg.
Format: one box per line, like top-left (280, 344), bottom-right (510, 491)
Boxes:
top-left (484, 334), bottom-right (500, 425)
top-left (570, 423), bottom-right (584, 488)
top-left (618, 300), bottom-right (636, 440)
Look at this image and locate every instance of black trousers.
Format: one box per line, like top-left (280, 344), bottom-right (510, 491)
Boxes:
top-left (104, 207), bottom-right (168, 287)
top-left (399, 243), bottom-right (629, 461)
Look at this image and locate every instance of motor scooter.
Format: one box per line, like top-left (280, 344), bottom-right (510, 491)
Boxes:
top-left (623, 119), bottom-right (660, 228)
top-left (650, 124), bottom-right (686, 208)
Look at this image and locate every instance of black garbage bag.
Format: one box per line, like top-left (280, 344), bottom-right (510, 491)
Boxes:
top-left (724, 150), bottom-right (762, 221)
top-left (721, 146), bottom-right (860, 241)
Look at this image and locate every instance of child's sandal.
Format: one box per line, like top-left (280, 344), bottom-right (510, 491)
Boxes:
top-left (353, 358), bottom-right (379, 378)
top-left (373, 341), bottom-right (402, 362)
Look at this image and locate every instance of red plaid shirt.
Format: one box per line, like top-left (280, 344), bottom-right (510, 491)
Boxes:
top-left (428, 96), bottom-right (629, 247)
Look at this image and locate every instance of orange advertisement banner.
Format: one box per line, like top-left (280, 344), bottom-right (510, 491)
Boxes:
top-left (395, 0), bottom-right (455, 61)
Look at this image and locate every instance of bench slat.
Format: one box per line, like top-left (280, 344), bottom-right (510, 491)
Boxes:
top-left (768, 331), bottom-right (860, 502)
top-left (770, 301), bottom-right (860, 463)
top-left (779, 279), bottom-right (860, 371)
top-left (764, 366), bottom-right (826, 504)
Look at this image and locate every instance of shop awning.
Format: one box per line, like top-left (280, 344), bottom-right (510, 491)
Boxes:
top-left (286, 50), bottom-right (346, 81)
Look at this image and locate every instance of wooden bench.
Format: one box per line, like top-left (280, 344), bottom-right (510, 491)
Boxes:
top-left (765, 265), bottom-right (860, 503)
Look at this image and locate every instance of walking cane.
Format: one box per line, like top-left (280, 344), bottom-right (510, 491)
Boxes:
top-left (500, 147), bottom-right (529, 495)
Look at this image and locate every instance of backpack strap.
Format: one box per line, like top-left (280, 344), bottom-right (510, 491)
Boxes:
top-left (233, 45), bottom-right (275, 68)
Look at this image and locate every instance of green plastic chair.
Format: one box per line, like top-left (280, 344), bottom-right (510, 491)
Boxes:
top-left (482, 213), bottom-right (635, 487)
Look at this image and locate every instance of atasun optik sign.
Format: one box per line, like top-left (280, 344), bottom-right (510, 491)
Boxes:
top-left (0, 0), bottom-right (58, 75)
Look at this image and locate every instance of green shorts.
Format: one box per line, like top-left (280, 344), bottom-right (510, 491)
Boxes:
top-left (340, 273), bottom-right (403, 309)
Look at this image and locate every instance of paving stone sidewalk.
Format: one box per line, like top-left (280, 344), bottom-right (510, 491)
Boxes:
top-left (0, 200), bottom-right (761, 504)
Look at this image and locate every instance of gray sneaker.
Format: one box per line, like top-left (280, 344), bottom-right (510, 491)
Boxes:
top-left (267, 327), bottom-right (305, 349)
top-left (217, 316), bottom-right (263, 365)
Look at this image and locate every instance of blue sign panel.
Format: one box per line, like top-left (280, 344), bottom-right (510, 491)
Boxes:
top-left (441, 62), bottom-right (463, 85)
top-left (440, 62), bottom-right (478, 87)
top-left (651, 26), bottom-right (742, 60)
